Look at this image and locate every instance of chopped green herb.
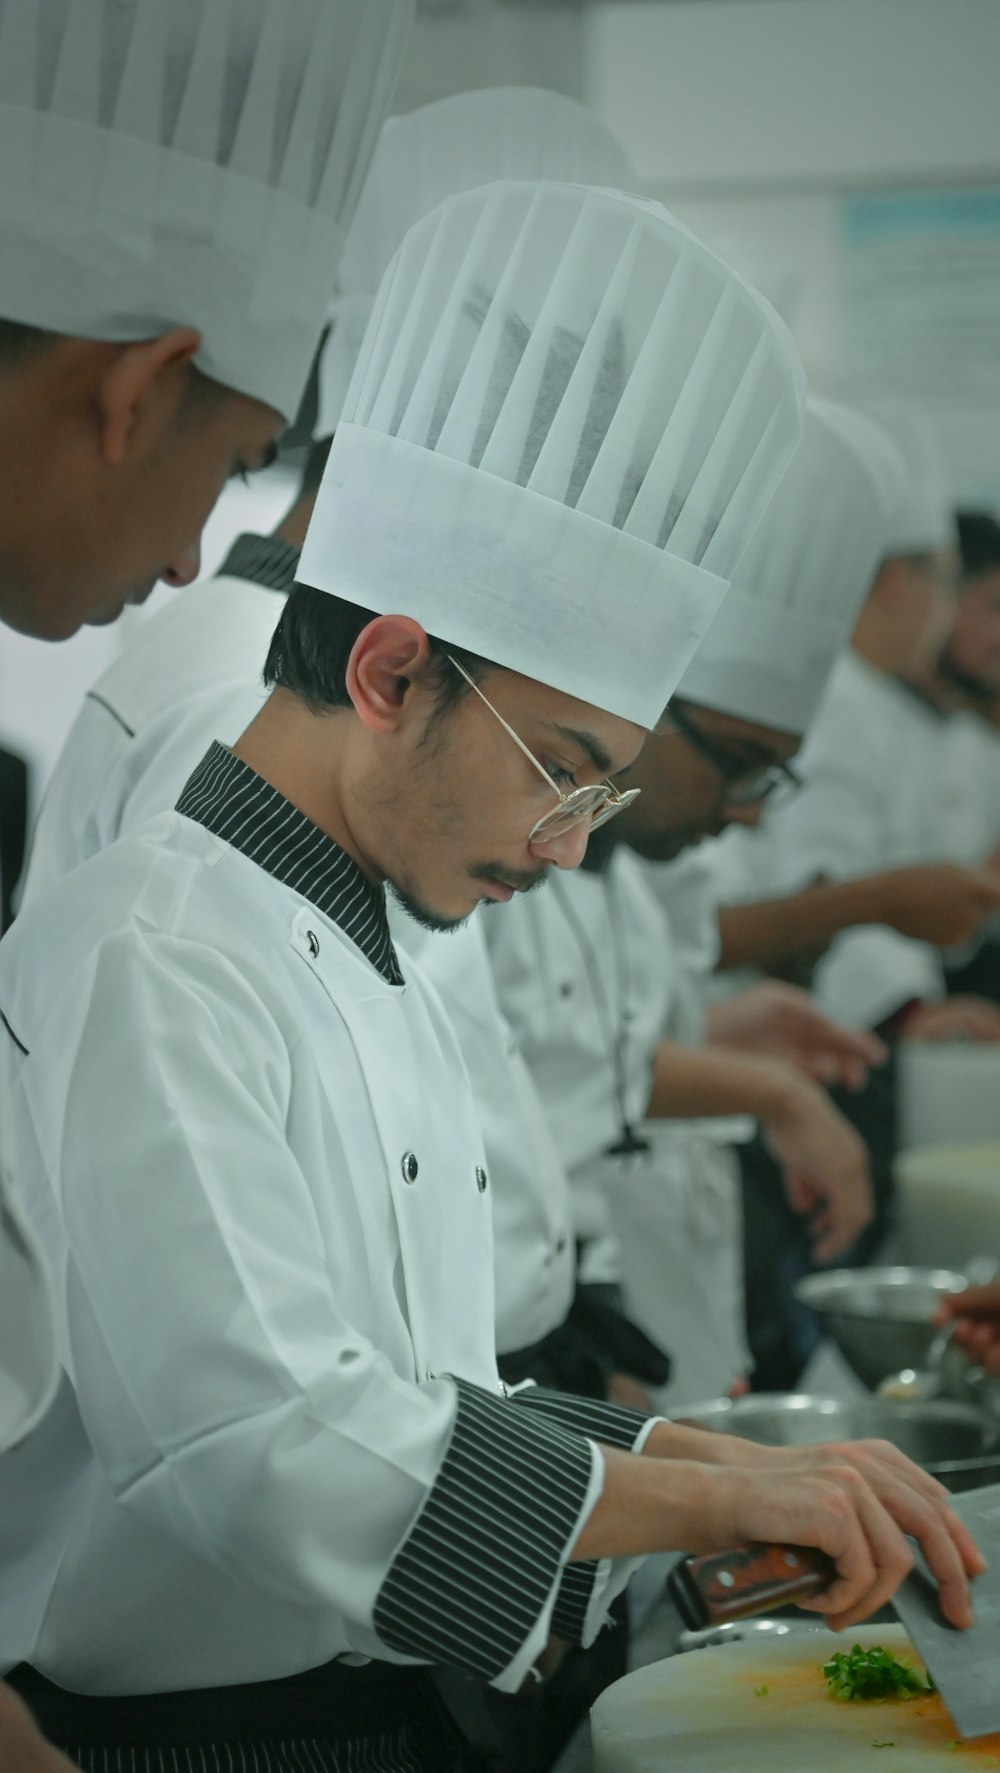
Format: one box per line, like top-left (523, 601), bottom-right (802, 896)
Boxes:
top-left (753, 1685), bottom-right (769, 1698)
top-left (872, 1742), bottom-right (896, 1750)
top-left (822, 1644), bottom-right (935, 1703)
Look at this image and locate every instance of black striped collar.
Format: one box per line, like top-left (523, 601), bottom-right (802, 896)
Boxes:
top-left (176, 743), bottom-right (404, 986)
top-left (216, 533), bottom-right (300, 596)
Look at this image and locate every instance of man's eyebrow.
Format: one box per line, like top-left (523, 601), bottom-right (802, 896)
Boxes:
top-left (544, 722), bottom-right (613, 775)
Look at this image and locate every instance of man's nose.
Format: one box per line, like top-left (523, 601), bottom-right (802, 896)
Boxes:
top-left (530, 816), bottom-right (592, 871)
top-left (162, 542), bottom-right (201, 589)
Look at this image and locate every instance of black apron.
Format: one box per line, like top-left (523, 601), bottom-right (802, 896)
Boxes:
top-left (7, 1658), bottom-right (472, 1773)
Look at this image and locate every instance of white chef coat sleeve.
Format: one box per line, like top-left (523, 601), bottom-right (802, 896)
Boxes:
top-left (3, 929), bottom-right (607, 1693)
top-left (813, 925), bottom-right (946, 1029)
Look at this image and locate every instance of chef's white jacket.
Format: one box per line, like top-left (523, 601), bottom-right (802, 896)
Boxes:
top-left (770, 649), bottom-right (994, 1027)
top-left (23, 548), bottom-right (581, 1362)
top-left (486, 849), bottom-right (750, 1405)
top-left (22, 567), bottom-right (282, 901)
top-left (388, 910), bottom-right (575, 1355)
top-left (0, 802), bottom-right (652, 1695)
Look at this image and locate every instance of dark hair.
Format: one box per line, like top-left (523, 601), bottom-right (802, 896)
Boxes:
top-left (298, 435), bottom-right (333, 500)
top-left (957, 510), bottom-right (1000, 581)
top-left (0, 318), bottom-right (56, 368)
top-left (264, 583), bottom-right (487, 716)
top-left (0, 320), bottom-right (228, 420)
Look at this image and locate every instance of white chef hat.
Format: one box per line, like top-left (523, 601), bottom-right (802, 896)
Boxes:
top-left (679, 399), bottom-right (901, 735)
top-left (315, 87), bottom-right (640, 441)
top-left (0, 1181), bottom-right (57, 1453)
top-left (298, 180), bottom-right (806, 729)
top-left (853, 398), bottom-right (956, 557)
top-left (0, 0), bottom-right (413, 421)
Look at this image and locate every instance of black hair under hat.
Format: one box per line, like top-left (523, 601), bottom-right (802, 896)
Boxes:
top-left (957, 509), bottom-right (1000, 578)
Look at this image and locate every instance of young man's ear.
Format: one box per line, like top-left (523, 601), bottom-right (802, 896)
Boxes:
top-left (346, 616), bottom-right (435, 735)
top-left (97, 328), bottom-right (202, 466)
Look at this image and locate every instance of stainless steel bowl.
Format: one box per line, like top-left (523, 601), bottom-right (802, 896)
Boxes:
top-left (676, 1392), bottom-right (1000, 1491)
top-left (794, 1265), bottom-right (968, 1389)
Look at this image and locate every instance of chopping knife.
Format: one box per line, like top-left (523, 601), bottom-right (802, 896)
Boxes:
top-left (671, 1482), bottom-right (1000, 1739)
top-left (892, 1481), bottom-right (1000, 1740)
top-left (668, 1541), bottom-right (836, 1629)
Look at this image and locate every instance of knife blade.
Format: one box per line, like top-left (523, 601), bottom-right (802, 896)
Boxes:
top-left (891, 1481), bottom-right (1000, 1740)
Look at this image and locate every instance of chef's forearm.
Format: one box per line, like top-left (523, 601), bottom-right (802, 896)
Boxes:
top-left (636, 1417), bottom-right (773, 1468)
top-left (571, 1448), bottom-right (721, 1562)
top-left (716, 876), bottom-right (886, 972)
top-left (645, 1039), bottom-right (796, 1124)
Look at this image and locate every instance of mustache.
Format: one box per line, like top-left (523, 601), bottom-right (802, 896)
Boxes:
top-left (469, 862), bottom-right (549, 894)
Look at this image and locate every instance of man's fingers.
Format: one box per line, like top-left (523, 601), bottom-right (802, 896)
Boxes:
top-left (829, 1441), bottom-right (986, 1592)
top-left (944, 1283), bottom-right (1000, 1319)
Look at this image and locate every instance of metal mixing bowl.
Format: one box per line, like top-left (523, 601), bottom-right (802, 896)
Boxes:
top-left (676, 1393), bottom-right (1000, 1491)
top-left (794, 1265), bottom-right (968, 1389)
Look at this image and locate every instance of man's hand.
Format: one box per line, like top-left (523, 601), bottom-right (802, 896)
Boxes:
top-left (880, 863), bottom-right (1000, 949)
top-left (706, 981), bottom-right (886, 1090)
top-left (936, 1281), bottom-right (1000, 1374)
top-left (640, 1423), bottom-right (982, 1633)
top-left (759, 1068), bottom-right (874, 1261)
top-left (697, 1453), bottom-right (978, 1633)
top-left (0, 1684), bottom-right (75, 1772)
top-left (905, 996), bottom-right (1000, 1043)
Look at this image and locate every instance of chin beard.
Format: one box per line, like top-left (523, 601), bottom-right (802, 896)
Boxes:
top-left (939, 650), bottom-right (1000, 704)
top-left (387, 880), bottom-right (471, 935)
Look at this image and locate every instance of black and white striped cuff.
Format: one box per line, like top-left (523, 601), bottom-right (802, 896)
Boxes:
top-left (512, 1387), bottom-right (651, 1451)
top-left (373, 1378), bottom-right (597, 1683)
top-left (551, 1559), bottom-right (600, 1642)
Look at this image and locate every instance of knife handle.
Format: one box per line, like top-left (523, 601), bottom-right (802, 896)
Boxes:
top-left (672, 1542), bottom-right (837, 1626)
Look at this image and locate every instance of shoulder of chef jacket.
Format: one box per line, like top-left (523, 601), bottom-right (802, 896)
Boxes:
top-left (0, 0), bottom-right (414, 421)
top-left (316, 85), bottom-right (639, 439)
top-left (388, 907), bottom-right (575, 1356)
top-left (0, 809), bottom-right (654, 1696)
top-left (23, 571), bottom-right (287, 905)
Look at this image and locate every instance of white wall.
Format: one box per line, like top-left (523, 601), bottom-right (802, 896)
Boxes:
top-left (585, 0), bottom-right (1000, 191)
top-left (585, 0), bottom-right (1000, 503)
top-left (394, 6), bottom-right (584, 114)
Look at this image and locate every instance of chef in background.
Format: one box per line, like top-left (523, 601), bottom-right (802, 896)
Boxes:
top-left (0, 2), bottom-right (414, 1767)
top-left (485, 401), bottom-right (892, 1407)
top-left (768, 405), bottom-right (1000, 1040)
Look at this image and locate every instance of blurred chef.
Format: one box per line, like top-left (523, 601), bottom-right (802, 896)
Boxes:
top-left (486, 401), bottom-right (894, 1405)
top-left (769, 404), bottom-right (1000, 1039)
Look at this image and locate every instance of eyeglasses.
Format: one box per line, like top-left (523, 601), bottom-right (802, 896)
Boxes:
top-left (666, 699), bottom-right (803, 807)
top-left (446, 655), bottom-right (641, 843)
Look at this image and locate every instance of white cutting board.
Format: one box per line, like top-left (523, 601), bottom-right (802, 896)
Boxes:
top-left (591, 1625), bottom-right (1000, 1772)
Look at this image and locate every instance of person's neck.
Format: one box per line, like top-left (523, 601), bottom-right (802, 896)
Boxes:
top-left (231, 690), bottom-right (381, 884)
top-left (850, 610), bottom-right (916, 680)
top-left (272, 489), bottom-right (317, 550)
